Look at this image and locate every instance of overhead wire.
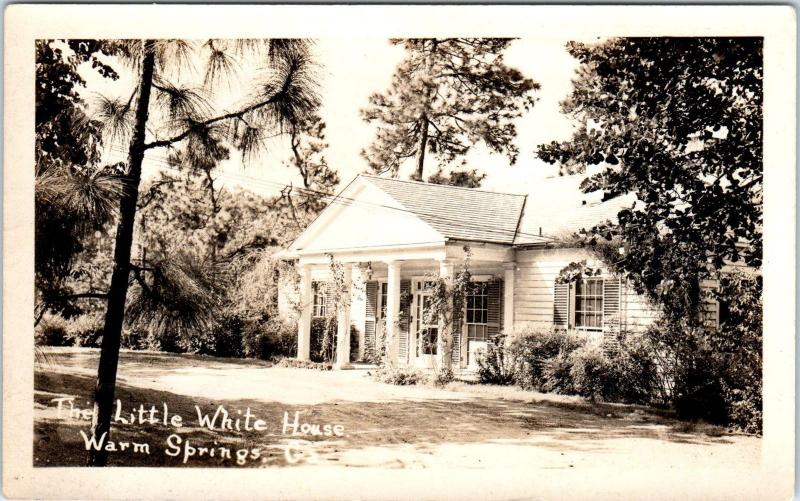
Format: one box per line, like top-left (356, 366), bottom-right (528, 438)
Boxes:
top-left (105, 143), bottom-right (564, 243)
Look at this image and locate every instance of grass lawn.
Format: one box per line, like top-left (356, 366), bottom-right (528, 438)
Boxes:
top-left (34, 346), bottom-right (760, 470)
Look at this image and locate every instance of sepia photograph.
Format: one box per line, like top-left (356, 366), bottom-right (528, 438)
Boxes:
top-left (3, 4), bottom-right (796, 500)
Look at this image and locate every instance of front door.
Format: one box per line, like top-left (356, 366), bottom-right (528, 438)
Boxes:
top-left (413, 282), bottom-right (438, 368)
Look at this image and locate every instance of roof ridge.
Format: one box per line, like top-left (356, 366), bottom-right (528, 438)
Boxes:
top-left (360, 173), bottom-right (527, 197)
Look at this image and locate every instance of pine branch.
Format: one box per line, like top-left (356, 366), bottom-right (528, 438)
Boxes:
top-left (143, 71), bottom-right (294, 151)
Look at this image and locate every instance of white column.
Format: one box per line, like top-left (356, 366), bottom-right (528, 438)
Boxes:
top-left (385, 260), bottom-right (402, 365)
top-left (503, 262), bottom-right (516, 336)
top-left (437, 259), bottom-right (456, 369)
top-left (297, 264), bottom-right (312, 361)
top-left (335, 263), bottom-right (353, 369)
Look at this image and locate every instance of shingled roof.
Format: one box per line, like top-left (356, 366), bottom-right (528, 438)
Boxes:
top-left (514, 175), bottom-right (638, 245)
top-left (363, 175), bottom-right (526, 245)
top-left (361, 174), bottom-right (637, 247)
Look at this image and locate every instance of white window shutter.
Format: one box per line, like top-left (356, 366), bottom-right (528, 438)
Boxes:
top-left (602, 278), bottom-right (622, 346)
top-left (553, 282), bottom-right (570, 330)
top-left (365, 282), bottom-right (378, 360)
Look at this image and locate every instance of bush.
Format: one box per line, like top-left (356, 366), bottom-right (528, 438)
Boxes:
top-left (541, 350), bottom-right (575, 394)
top-left (476, 342), bottom-right (515, 385)
top-left (474, 328), bottom-right (658, 404)
top-left (276, 358), bottom-right (332, 370)
top-left (350, 325), bottom-right (360, 362)
top-left (608, 333), bottom-right (661, 404)
top-left (121, 328), bottom-right (148, 350)
top-left (508, 329), bottom-right (584, 391)
top-left (373, 365), bottom-right (424, 385)
top-left (432, 366), bottom-right (454, 387)
top-left (641, 271), bottom-right (762, 433)
top-left (65, 312), bottom-right (104, 347)
top-left (310, 318), bottom-right (335, 362)
top-left (242, 317), bottom-right (297, 360)
top-left (566, 337), bottom-right (658, 404)
top-left (35, 315), bottom-right (71, 346)
top-left (567, 345), bottom-right (617, 401)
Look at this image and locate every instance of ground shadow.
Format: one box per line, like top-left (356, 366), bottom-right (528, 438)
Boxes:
top-left (34, 364), bottom-right (736, 468)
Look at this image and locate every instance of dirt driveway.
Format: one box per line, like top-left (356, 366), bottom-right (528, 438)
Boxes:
top-left (35, 347), bottom-right (761, 475)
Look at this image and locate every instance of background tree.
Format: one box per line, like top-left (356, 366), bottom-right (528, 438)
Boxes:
top-left (35, 40), bottom-right (124, 323)
top-left (88, 38), bottom-right (320, 465)
top-left (362, 39), bottom-right (539, 184)
top-left (277, 113), bottom-right (340, 229)
top-left (538, 37), bottom-right (762, 430)
top-left (128, 168), bottom-right (299, 354)
top-left (426, 168), bottom-right (486, 188)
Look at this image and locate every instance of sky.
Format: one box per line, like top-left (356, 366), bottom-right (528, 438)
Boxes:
top-left (85, 38), bottom-right (584, 197)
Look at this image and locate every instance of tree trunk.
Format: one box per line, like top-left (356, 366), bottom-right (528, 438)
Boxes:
top-left (413, 40), bottom-right (438, 182)
top-left (414, 117), bottom-right (429, 181)
top-left (88, 40), bottom-right (156, 467)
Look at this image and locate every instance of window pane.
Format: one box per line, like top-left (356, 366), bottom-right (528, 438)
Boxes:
top-left (575, 278), bottom-right (604, 330)
top-left (465, 284), bottom-right (489, 326)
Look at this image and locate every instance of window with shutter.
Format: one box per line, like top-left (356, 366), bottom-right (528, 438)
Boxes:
top-left (364, 281), bottom-right (378, 359)
top-left (399, 280), bottom-right (411, 360)
top-left (465, 282), bottom-right (490, 342)
top-left (553, 282), bottom-right (570, 329)
top-left (602, 278), bottom-right (622, 347)
top-left (312, 282), bottom-right (327, 318)
top-left (553, 277), bottom-right (624, 335)
top-left (575, 278), bottom-right (603, 331)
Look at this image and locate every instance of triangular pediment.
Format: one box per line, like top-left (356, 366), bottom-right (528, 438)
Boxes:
top-left (288, 177), bottom-right (445, 254)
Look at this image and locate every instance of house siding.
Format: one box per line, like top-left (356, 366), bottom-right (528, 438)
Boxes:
top-left (513, 247), bottom-right (660, 333)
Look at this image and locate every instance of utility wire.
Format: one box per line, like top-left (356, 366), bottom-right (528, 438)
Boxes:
top-left (106, 144), bottom-right (565, 242)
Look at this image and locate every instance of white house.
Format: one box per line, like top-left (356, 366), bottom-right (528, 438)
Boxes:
top-left (279, 173), bottom-right (666, 370)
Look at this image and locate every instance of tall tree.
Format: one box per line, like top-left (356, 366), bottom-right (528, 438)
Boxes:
top-left (35, 40), bottom-right (124, 323)
top-left (538, 37), bottom-right (762, 319)
top-left (362, 39), bottom-right (538, 181)
top-left (278, 113), bottom-right (340, 228)
top-left (537, 38), bottom-right (763, 429)
top-left (88, 39), bottom-right (320, 465)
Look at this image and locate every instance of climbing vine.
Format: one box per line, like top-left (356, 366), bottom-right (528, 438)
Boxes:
top-left (554, 260), bottom-right (604, 284)
top-left (422, 247), bottom-right (498, 380)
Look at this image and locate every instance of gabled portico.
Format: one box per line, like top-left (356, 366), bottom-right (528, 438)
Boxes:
top-left (283, 174), bottom-right (524, 370)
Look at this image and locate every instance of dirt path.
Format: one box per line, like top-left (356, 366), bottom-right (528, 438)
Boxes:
top-left (35, 347), bottom-right (760, 474)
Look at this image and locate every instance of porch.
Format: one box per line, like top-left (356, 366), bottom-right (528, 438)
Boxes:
top-left (293, 243), bottom-right (517, 370)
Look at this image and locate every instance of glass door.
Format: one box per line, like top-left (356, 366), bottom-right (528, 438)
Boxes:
top-left (414, 282), bottom-right (438, 368)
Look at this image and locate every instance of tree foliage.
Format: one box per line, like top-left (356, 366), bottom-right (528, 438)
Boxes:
top-left (277, 113), bottom-right (340, 227)
top-left (86, 38), bottom-right (322, 465)
top-left (538, 37), bottom-right (763, 431)
top-left (35, 40), bottom-right (125, 323)
top-left (362, 38), bottom-right (539, 180)
top-left (538, 37), bottom-right (762, 319)
top-left (426, 168), bottom-right (486, 188)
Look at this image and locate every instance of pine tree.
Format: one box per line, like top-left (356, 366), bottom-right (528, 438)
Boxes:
top-left (88, 39), bottom-right (320, 466)
top-left (362, 39), bottom-right (539, 182)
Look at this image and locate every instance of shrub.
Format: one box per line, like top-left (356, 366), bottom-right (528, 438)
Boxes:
top-left (476, 342), bottom-right (515, 385)
top-left (640, 271), bottom-right (762, 433)
top-left (373, 365), bottom-right (424, 385)
top-left (350, 325), bottom-right (360, 362)
top-left (276, 358), bottom-right (333, 370)
top-left (608, 333), bottom-right (661, 404)
top-left (568, 345), bottom-right (616, 401)
top-left (121, 328), bottom-right (148, 350)
top-left (432, 366), bottom-right (454, 387)
top-left (541, 350), bottom-right (575, 394)
top-left (310, 317), bottom-right (335, 362)
top-left (242, 317), bottom-right (297, 360)
top-left (508, 329), bottom-right (584, 391)
top-left (65, 312), bottom-right (105, 347)
top-left (35, 315), bottom-right (71, 346)
top-left (567, 337), bottom-right (658, 404)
